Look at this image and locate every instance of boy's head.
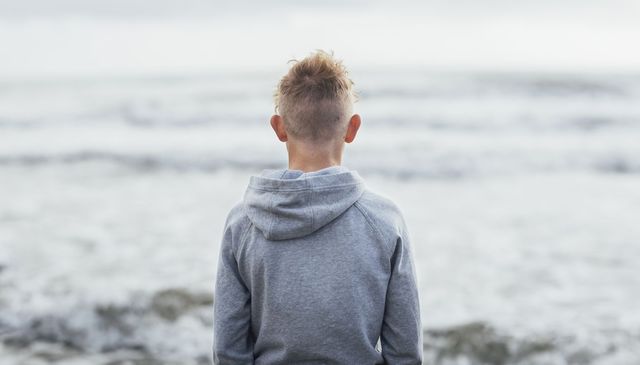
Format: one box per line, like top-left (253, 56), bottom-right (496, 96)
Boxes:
top-left (271, 50), bottom-right (360, 147)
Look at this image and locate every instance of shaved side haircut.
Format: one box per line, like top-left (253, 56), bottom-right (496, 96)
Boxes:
top-left (274, 50), bottom-right (357, 143)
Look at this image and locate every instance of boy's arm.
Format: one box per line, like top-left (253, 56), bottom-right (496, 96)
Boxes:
top-left (213, 214), bottom-right (253, 365)
top-left (380, 218), bottom-right (423, 364)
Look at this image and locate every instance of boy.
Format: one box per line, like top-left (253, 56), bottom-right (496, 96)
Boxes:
top-left (213, 51), bottom-right (422, 364)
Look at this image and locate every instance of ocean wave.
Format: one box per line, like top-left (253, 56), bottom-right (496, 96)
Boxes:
top-left (423, 321), bottom-right (638, 365)
top-left (1, 288), bottom-right (214, 364)
top-left (1, 117), bottom-right (638, 134)
top-left (357, 73), bottom-right (639, 100)
top-left (0, 150), bottom-right (639, 179)
top-left (1, 72), bottom-right (639, 133)
top-left (1, 291), bottom-right (637, 365)
top-left (0, 151), bottom-right (280, 173)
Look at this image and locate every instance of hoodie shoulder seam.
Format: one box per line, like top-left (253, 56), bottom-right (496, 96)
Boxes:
top-left (235, 215), bottom-right (254, 260)
top-left (354, 200), bottom-right (391, 255)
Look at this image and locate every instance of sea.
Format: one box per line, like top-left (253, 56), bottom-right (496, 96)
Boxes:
top-left (1, 70), bottom-right (639, 364)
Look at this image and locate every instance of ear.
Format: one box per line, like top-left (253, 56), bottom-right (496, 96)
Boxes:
top-left (344, 114), bottom-right (361, 143)
top-left (270, 115), bottom-right (288, 142)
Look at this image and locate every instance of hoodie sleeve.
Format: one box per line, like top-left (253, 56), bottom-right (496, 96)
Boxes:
top-left (213, 207), bottom-right (254, 364)
top-left (380, 216), bottom-right (423, 364)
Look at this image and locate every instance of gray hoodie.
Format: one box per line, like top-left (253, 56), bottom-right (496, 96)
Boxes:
top-left (213, 166), bottom-right (422, 365)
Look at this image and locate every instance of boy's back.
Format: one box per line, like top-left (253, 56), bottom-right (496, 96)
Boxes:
top-left (214, 166), bottom-right (422, 364)
top-left (213, 51), bottom-right (422, 364)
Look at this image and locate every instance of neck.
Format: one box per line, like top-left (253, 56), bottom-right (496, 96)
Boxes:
top-left (286, 140), bottom-right (344, 173)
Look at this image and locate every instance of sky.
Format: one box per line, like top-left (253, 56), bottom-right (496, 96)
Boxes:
top-left (1, 0), bottom-right (639, 79)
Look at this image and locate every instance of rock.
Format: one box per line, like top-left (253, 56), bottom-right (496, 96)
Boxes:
top-left (425, 322), bottom-right (557, 365)
top-left (150, 288), bottom-right (212, 322)
top-left (427, 322), bottom-right (510, 365)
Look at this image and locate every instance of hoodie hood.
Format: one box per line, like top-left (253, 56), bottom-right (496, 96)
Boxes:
top-left (243, 166), bottom-right (365, 240)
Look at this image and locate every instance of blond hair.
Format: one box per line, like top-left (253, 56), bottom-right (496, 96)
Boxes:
top-left (274, 50), bottom-right (356, 142)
